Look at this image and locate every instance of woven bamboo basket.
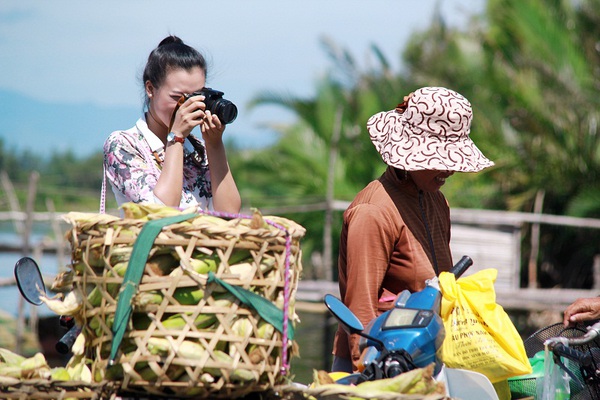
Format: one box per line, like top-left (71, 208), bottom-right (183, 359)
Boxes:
top-left (0, 379), bottom-right (118, 400)
top-left (61, 204), bottom-right (305, 399)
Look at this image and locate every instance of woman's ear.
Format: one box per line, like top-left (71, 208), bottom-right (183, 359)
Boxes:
top-left (145, 81), bottom-right (154, 99)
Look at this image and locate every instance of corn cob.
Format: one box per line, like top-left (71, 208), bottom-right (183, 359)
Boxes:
top-left (0, 364), bottom-right (22, 378)
top-left (121, 202), bottom-right (195, 220)
top-left (70, 331), bottom-right (86, 356)
top-left (50, 367), bottom-right (71, 381)
top-left (109, 246), bottom-right (133, 265)
top-left (135, 364), bottom-right (160, 381)
top-left (62, 211), bottom-right (120, 227)
top-left (66, 351), bottom-right (92, 382)
top-left (172, 286), bottom-right (205, 305)
top-left (0, 376), bottom-right (21, 386)
top-left (227, 249), bottom-right (253, 265)
top-left (228, 262), bottom-right (256, 281)
top-left (0, 348), bottom-right (25, 366)
top-left (230, 317), bottom-right (254, 358)
top-left (231, 317), bottom-right (253, 338)
top-left (159, 312), bottom-right (217, 330)
top-left (212, 350), bottom-right (256, 382)
top-left (187, 256), bottom-right (218, 274)
top-left (104, 363), bottom-right (124, 380)
top-left (134, 291), bottom-right (164, 306)
top-left (0, 352), bottom-right (51, 380)
top-left (147, 338), bottom-right (206, 361)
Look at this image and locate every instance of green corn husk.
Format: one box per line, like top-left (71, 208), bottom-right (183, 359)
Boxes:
top-left (227, 249), bottom-right (253, 265)
top-left (89, 314), bottom-right (114, 337)
top-left (87, 287), bottom-right (104, 307)
top-left (209, 350), bottom-right (256, 382)
top-left (104, 363), bottom-right (124, 381)
top-left (66, 352), bottom-right (92, 382)
top-left (20, 353), bottom-right (49, 378)
top-left (108, 260), bottom-right (128, 277)
top-left (121, 202), bottom-right (195, 220)
top-left (256, 319), bottom-right (276, 340)
top-left (231, 317), bottom-right (253, 338)
top-left (188, 256), bottom-right (218, 275)
top-left (160, 312), bottom-right (217, 330)
top-left (147, 338), bottom-right (206, 361)
top-left (0, 348), bottom-right (26, 366)
top-left (173, 287), bottom-right (205, 305)
top-left (0, 352), bottom-right (52, 380)
top-left (186, 248), bottom-right (253, 276)
top-left (135, 291), bottom-right (164, 307)
top-left (50, 367), bottom-right (71, 381)
top-left (136, 365), bottom-right (159, 382)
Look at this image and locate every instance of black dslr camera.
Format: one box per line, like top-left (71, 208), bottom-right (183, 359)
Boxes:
top-left (185, 88), bottom-right (238, 125)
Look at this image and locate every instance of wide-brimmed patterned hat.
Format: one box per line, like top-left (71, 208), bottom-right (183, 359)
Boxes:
top-left (367, 87), bottom-right (494, 172)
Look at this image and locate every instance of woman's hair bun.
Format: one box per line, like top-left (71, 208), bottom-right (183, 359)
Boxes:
top-left (158, 35), bottom-right (184, 47)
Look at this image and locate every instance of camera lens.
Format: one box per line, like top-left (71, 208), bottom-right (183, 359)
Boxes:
top-left (210, 99), bottom-right (238, 125)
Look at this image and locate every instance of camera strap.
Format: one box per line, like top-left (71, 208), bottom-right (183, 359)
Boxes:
top-left (168, 95), bottom-right (188, 132)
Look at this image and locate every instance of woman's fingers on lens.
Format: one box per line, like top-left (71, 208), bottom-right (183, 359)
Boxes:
top-left (206, 111), bottom-right (221, 128)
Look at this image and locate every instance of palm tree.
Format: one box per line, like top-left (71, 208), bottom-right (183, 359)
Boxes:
top-left (240, 38), bottom-right (422, 278)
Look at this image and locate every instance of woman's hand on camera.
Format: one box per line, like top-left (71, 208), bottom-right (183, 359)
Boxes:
top-left (171, 95), bottom-right (225, 141)
top-left (200, 109), bottom-right (225, 145)
top-left (171, 95), bottom-right (207, 137)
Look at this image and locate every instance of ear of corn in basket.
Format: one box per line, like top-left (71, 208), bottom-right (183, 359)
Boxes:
top-left (39, 288), bottom-right (84, 317)
top-left (0, 345), bottom-right (92, 382)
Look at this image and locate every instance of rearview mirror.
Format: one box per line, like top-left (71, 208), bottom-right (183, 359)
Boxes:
top-left (14, 257), bottom-right (46, 306)
top-left (323, 294), bottom-right (364, 335)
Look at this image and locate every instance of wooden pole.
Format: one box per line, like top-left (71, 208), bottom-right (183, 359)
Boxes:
top-left (46, 198), bottom-right (66, 271)
top-left (527, 190), bottom-right (545, 289)
top-left (0, 171), bottom-right (24, 235)
top-left (16, 171), bottom-right (39, 355)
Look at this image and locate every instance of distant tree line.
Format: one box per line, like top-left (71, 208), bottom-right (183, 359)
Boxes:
top-left (0, 140), bottom-right (108, 211)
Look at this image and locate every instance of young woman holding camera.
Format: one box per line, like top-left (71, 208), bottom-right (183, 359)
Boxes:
top-left (102, 35), bottom-right (241, 213)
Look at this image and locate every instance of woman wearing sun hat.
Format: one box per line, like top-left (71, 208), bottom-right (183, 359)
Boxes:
top-left (332, 86), bottom-right (494, 373)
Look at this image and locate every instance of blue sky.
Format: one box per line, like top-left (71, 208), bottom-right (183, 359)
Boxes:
top-left (0, 0), bottom-right (484, 158)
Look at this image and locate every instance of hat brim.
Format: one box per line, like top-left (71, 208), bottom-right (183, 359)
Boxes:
top-left (368, 110), bottom-right (494, 172)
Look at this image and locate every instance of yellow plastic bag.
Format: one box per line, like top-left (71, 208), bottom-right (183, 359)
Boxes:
top-left (437, 268), bottom-right (532, 383)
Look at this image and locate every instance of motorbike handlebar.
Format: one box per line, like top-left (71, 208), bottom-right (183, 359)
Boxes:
top-left (449, 256), bottom-right (473, 279)
top-left (56, 325), bottom-right (82, 355)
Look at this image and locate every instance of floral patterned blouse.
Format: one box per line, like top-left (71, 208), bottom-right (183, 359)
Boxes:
top-left (103, 117), bottom-right (212, 210)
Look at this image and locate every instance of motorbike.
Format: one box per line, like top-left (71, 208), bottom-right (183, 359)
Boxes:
top-left (324, 255), bottom-right (499, 400)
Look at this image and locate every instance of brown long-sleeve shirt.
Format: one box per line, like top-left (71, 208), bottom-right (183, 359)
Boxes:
top-left (333, 166), bottom-right (453, 370)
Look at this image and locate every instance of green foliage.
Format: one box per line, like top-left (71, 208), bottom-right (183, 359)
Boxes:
top-left (0, 144), bottom-right (114, 212)
top-left (241, 0), bottom-right (600, 287)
